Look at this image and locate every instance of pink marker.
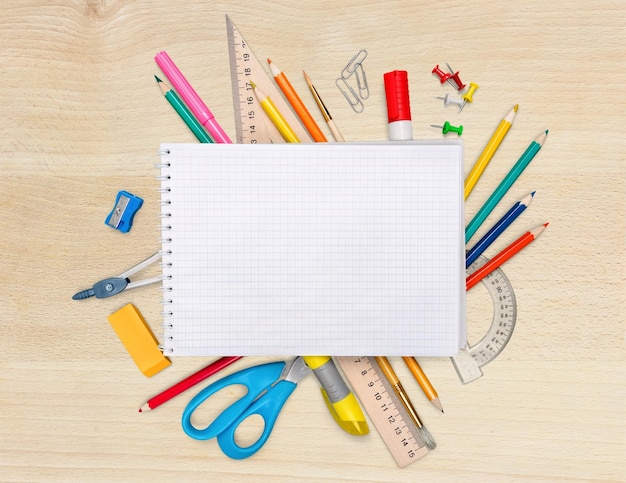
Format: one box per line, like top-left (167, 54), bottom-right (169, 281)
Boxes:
top-left (155, 51), bottom-right (232, 143)
top-left (383, 70), bottom-right (413, 141)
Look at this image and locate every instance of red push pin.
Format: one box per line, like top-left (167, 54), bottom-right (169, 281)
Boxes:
top-left (432, 65), bottom-right (451, 84)
top-left (445, 62), bottom-right (466, 91)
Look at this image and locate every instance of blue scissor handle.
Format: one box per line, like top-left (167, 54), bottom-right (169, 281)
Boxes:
top-left (217, 379), bottom-right (297, 459)
top-left (182, 361), bottom-right (285, 441)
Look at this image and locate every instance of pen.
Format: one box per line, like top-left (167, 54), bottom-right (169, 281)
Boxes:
top-left (466, 192), bottom-right (534, 268)
top-left (268, 59), bottom-right (327, 142)
top-left (401, 357), bottom-right (444, 413)
top-left (374, 356), bottom-right (436, 449)
top-left (465, 105), bottom-right (518, 200)
top-left (155, 75), bottom-right (214, 143)
top-left (466, 130), bottom-right (548, 242)
top-left (466, 223), bottom-right (548, 291)
top-left (138, 356), bottom-right (243, 412)
top-left (302, 70), bottom-right (345, 142)
top-left (250, 81), bottom-right (300, 143)
top-left (302, 356), bottom-right (368, 436)
top-left (154, 50), bottom-right (232, 143)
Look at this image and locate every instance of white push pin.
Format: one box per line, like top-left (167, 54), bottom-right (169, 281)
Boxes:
top-left (435, 93), bottom-right (464, 112)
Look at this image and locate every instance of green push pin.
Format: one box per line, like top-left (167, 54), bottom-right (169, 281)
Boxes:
top-left (430, 121), bottom-right (463, 136)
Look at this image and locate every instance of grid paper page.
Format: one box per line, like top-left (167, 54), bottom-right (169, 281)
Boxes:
top-left (160, 142), bottom-right (465, 356)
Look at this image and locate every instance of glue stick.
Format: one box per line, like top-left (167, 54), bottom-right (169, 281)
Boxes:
top-left (384, 70), bottom-right (413, 141)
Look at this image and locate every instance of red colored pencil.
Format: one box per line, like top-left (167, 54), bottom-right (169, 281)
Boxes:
top-left (139, 356), bottom-right (243, 412)
top-left (466, 223), bottom-right (548, 291)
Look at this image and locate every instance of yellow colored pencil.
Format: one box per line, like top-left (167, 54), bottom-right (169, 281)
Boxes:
top-left (250, 81), bottom-right (300, 143)
top-left (464, 104), bottom-right (518, 200)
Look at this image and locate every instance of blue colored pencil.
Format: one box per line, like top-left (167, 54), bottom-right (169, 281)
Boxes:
top-left (465, 130), bottom-right (547, 243)
top-left (466, 192), bottom-right (534, 268)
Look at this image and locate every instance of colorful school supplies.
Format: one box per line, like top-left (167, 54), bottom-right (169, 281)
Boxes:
top-left (384, 70), bottom-right (413, 141)
top-left (72, 251), bottom-right (163, 300)
top-left (155, 75), bottom-right (213, 143)
top-left (402, 357), bottom-right (444, 413)
top-left (104, 190), bottom-right (143, 233)
top-left (465, 105), bottom-right (518, 199)
top-left (250, 81), bottom-right (300, 142)
top-left (139, 356), bottom-right (243, 412)
top-left (466, 223), bottom-right (548, 290)
top-left (182, 357), bottom-right (310, 459)
top-left (465, 131), bottom-right (548, 242)
top-left (268, 59), bottom-right (327, 142)
top-left (374, 356), bottom-right (437, 450)
top-left (154, 50), bottom-right (232, 143)
top-left (303, 70), bottom-right (345, 142)
top-left (107, 303), bottom-right (171, 377)
top-left (466, 192), bottom-right (535, 268)
top-left (303, 356), bottom-right (368, 436)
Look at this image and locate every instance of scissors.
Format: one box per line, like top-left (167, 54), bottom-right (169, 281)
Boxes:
top-left (182, 357), bottom-right (310, 459)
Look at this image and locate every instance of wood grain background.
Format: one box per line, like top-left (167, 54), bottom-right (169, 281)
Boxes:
top-left (1, 1), bottom-right (624, 481)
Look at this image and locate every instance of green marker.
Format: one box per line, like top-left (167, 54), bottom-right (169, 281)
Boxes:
top-left (155, 75), bottom-right (214, 143)
top-left (465, 130), bottom-right (548, 243)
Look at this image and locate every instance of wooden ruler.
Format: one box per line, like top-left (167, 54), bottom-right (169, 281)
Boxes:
top-left (225, 14), bottom-right (311, 144)
top-left (336, 356), bottom-right (431, 467)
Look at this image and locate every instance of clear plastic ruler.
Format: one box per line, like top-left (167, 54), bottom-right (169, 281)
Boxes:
top-left (336, 356), bottom-right (431, 468)
top-left (225, 14), bottom-right (311, 144)
top-left (451, 254), bottom-right (518, 383)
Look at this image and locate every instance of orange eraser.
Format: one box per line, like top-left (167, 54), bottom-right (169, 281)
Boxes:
top-left (107, 303), bottom-right (171, 377)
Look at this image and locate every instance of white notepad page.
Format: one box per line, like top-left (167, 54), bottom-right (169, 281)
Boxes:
top-left (160, 142), bottom-right (465, 356)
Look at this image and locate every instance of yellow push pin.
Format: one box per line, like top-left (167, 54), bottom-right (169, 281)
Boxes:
top-left (459, 82), bottom-right (479, 112)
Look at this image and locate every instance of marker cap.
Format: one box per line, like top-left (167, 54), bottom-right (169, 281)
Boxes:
top-left (384, 70), bottom-right (412, 140)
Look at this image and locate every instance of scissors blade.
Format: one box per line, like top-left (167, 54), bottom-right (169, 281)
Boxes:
top-left (281, 356), bottom-right (310, 385)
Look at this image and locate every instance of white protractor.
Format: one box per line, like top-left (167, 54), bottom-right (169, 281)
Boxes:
top-left (451, 254), bottom-right (518, 384)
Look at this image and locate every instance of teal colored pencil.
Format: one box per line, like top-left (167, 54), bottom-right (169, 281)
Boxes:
top-left (465, 130), bottom-right (548, 243)
top-left (155, 75), bottom-right (214, 143)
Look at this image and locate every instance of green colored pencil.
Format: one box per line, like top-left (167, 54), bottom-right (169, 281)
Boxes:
top-left (465, 130), bottom-right (548, 243)
top-left (155, 75), bottom-right (214, 143)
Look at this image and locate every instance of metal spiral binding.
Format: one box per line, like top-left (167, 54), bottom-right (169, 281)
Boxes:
top-left (157, 147), bottom-right (174, 354)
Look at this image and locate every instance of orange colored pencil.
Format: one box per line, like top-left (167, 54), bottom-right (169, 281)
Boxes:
top-left (402, 356), bottom-right (444, 413)
top-left (268, 59), bottom-right (327, 142)
top-left (466, 223), bottom-right (548, 291)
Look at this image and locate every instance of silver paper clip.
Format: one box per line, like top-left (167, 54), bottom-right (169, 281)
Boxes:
top-left (335, 77), bottom-right (364, 113)
top-left (337, 49), bottom-right (369, 113)
top-left (341, 49), bottom-right (368, 79)
top-left (354, 63), bottom-right (369, 99)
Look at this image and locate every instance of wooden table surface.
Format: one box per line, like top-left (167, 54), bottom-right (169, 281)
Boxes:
top-left (1, 1), bottom-right (624, 481)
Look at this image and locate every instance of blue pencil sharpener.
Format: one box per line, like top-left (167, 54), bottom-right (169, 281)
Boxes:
top-left (105, 190), bottom-right (143, 233)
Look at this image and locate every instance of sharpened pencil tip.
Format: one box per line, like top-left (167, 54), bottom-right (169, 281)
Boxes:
top-left (267, 58), bottom-right (272, 64)
top-left (250, 80), bottom-right (256, 89)
top-left (545, 129), bottom-right (549, 134)
top-left (531, 191), bottom-right (536, 196)
top-left (513, 104), bottom-right (519, 112)
top-left (544, 222), bottom-right (549, 227)
top-left (154, 75), bottom-right (162, 83)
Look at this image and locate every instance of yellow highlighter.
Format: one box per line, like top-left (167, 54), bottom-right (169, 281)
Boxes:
top-left (303, 356), bottom-right (369, 436)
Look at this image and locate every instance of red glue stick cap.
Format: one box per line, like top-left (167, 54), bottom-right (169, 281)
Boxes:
top-left (384, 70), bottom-right (411, 123)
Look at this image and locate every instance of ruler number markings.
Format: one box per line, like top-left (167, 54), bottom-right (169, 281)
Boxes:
top-left (337, 356), bottom-right (429, 466)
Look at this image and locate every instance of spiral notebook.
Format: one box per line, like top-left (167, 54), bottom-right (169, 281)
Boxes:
top-left (160, 142), bottom-right (465, 356)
